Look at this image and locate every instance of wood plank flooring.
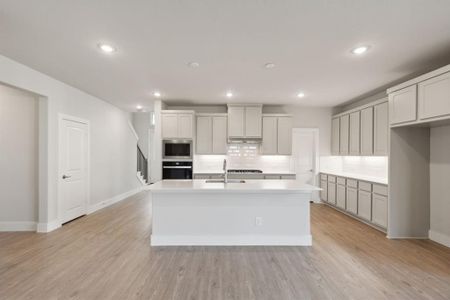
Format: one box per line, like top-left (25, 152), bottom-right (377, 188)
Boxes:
top-left (1, 192), bottom-right (449, 299)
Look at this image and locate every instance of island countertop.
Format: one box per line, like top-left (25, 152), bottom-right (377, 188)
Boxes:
top-left (146, 179), bottom-right (320, 194)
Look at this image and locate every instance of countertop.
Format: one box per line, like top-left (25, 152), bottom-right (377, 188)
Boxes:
top-left (147, 179), bottom-right (320, 194)
top-left (320, 170), bottom-right (388, 185)
top-left (194, 171), bottom-right (296, 175)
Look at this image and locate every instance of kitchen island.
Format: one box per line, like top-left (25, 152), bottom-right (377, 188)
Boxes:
top-left (146, 180), bottom-right (320, 246)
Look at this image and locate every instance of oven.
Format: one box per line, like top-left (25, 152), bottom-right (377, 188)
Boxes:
top-left (163, 139), bottom-right (192, 160)
top-left (162, 161), bottom-right (193, 180)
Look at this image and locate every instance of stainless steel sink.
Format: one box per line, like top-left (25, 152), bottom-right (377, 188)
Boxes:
top-left (205, 179), bottom-right (246, 183)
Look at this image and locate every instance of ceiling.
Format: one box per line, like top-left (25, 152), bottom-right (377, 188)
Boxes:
top-left (1, 0), bottom-right (450, 111)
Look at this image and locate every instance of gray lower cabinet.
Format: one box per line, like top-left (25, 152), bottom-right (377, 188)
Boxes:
top-left (327, 182), bottom-right (336, 205)
top-left (320, 180), bottom-right (328, 201)
top-left (357, 190), bottom-right (372, 221)
top-left (336, 183), bottom-right (346, 209)
top-left (346, 187), bottom-right (358, 214)
top-left (372, 193), bottom-right (388, 228)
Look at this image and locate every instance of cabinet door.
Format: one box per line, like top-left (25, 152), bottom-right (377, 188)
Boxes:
top-left (178, 114), bottom-right (193, 139)
top-left (277, 117), bottom-right (293, 155)
top-left (358, 190), bottom-right (372, 221)
top-left (162, 114), bottom-right (178, 139)
top-left (336, 184), bottom-right (346, 209)
top-left (360, 107), bottom-right (374, 155)
top-left (228, 106), bottom-right (245, 138)
top-left (245, 106), bottom-right (262, 138)
top-left (328, 182), bottom-right (336, 205)
top-left (389, 85), bottom-right (417, 125)
top-left (349, 111), bottom-right (360, 155)
top-left (261, 117), bottom-right (277, 154)
top-left (331, 118), bottom-right (340, 155)
top-left (372, 194), bottom-right (388, 228)
top-left (339, 115), bottom-right (349, 155)
top-left (212, 116), bottom-right (228, 154)
top-left (374, 102), bottom-right (389, 155)
top-left (196, 116), bottom-right (212, 154)
top-left (418, 72), bottom-right (450, 120)
top-left (346, 187), bottom-right (358, 214)
top-left (320, 180), bottom-right (328, 201)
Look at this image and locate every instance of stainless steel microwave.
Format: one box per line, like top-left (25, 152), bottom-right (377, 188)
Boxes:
top-left (162, 139), bottom-right (192, 160)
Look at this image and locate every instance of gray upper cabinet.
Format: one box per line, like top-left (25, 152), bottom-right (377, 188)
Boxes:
top-left (261, 115), bottom-right (293, 155)
top-left (388, 85), bottom-right (417, 125)
top-left (227, 105), bottom-right (262, 139)
top-left (162, 111), bottom-right (194, 139)
top-left (339, 115), bottom-right (349, 155)
top-left (196, 115), bottom-right (227, 154)
top-left (374, 102), bottom-right (389, 156)
top-left (360, 107), bottom-right (373, 155)
top-left (349, 111), bottom-right (360, 155)
top-left (331, 118), bottom-right (340, 155)
top-left (418, 71), bottom-right (450, 120)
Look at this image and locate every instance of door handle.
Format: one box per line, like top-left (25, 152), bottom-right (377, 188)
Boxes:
top-left (62, 175), bottom-right (71, 179)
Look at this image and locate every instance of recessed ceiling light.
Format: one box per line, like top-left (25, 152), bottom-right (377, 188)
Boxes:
top-left (297, 92), bottom-right (305, 98)
top-left (188, 62), bottom-right (200, 68)
top-left (153, 91), bottom-right (161, 98)
top-left (98, 43), bottom-right (116, 53)
top-left (351, 46), bottom-right (369, 55)
top-left (264, 63), bottom-right (276, 69)
top-left (136, 105), bottom-right (143, 110)
top-left (226, 91), bottom-right (233, 98)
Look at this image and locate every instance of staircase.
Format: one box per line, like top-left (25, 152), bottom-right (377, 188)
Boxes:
top-left (137, 145), bottom-right (149, 185)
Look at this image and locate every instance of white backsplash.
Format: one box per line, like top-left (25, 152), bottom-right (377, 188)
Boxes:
top-left (320, 156), bottom-right (388, 179)
top-left (194, 144), bottom-right (292, 173)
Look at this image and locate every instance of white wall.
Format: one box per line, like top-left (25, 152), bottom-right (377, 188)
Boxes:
top-left (132, 112), bottom-right (152, 159)
top-left (430, 125), bottom-right (450, 246)
top-left (0, 84), bottom-right (38, 228)
top-left (0, 55), bottom-right (141, 230)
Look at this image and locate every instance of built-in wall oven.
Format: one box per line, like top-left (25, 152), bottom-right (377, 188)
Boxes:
top-left (162, 161), bottom-right (193, 180)
top-left (163, 139), bottom-right (192, 160)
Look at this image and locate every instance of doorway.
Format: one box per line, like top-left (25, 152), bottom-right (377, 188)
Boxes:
top-left (292, 128), bottom-right (320, 202)
top-left (58, 114), bottom-right (89, 224)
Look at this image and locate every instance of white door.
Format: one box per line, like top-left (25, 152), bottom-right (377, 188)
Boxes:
top-left (292, 129), bottom-right (319, 201)
top-left (59, 116), bottom-right (89, 223)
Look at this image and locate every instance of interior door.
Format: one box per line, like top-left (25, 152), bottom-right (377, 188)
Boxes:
top-left (292, 129), bottom-right (317, 186)
top-left (60, 117), bottom-right (88, 224)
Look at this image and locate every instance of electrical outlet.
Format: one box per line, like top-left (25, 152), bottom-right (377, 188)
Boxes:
top-left (255, 217), bottom-right (263, 226)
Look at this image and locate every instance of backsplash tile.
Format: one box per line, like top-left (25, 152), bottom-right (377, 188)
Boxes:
top-left (320, 156), bottom-right (388, 179)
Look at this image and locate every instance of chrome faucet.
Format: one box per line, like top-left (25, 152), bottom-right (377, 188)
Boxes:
top-left (223, 159), bottom-right (228, 183)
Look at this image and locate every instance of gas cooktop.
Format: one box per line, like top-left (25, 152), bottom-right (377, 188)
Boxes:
top-left (227, 169), bottom-right (263, 174)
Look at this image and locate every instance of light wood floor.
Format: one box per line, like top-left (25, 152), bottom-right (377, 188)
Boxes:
top-left (1, 192), bottom-right (449, 300)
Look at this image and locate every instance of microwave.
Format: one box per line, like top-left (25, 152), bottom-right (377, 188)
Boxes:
top-left (163, 139), bottom-right (192, 160)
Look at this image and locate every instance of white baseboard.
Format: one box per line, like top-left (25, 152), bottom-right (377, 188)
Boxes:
top-left (429, 230), bottom-right (450, 248)
top-left (150, 235), bottom-right (312, 246)
top-left (0, 221), bottom-right (37, 232)
top-left (37, 219), bottom-right (62, 233)
top-left (88, 186), bottom-right (144, 214)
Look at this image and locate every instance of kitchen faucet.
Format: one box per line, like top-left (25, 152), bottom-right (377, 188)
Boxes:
top-left (223, 159), bottom-right (228, 184)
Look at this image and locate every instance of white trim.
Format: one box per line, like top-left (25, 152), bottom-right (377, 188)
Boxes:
top-left (37, 219), bottom-right (62, 233)
top-left (292, 128), bottom-right (320, 203)
top-left (429, 230), bottom-right (450, 248)
top-left (150, 234), bottom-right (312, 246)
top-left (386, 236), bottom-right (429, 239)
top-left (128, 120), bottom-right (139, 141)
top-left (332, 98), bottom-right (388, 118)
top-left (87, 187), bottom-right (144, 214)
top-left (0, 222), bottom-right (37, 232)
top-left (58, 114), bottom-right (90, 224)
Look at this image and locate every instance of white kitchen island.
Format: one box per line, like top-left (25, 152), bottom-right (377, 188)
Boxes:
top-left (146, 180), bottom-right (320, 246)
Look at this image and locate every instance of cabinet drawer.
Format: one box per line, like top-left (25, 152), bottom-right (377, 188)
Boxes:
top-left (281, 174), bottom-right (296, 180)
top-left (264, 175), bottom-right (281, 180)
top-left (320, 174), bottom-right (328, 181)
top-left (373, 184), bottom-right (388, 196)
top-left (328, 175), bottom-right (336, 183)
top-left (346, 179), bottom-right (358, 188)
top-left (210, 174), bottom-right (224, 180)
top-left (337, 177), bottom-right (346, 185)
top-left (358, 181), bottom-right (372, 192)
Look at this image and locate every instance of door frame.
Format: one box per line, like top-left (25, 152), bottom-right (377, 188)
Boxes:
top-left (58, 113), bottom-right (90, 224)
top-left (292, 128), bottom-right (320, 202)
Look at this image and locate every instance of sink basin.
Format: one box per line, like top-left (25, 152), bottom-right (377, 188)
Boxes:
top-left (205, 179), bottom-right (246, 184)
